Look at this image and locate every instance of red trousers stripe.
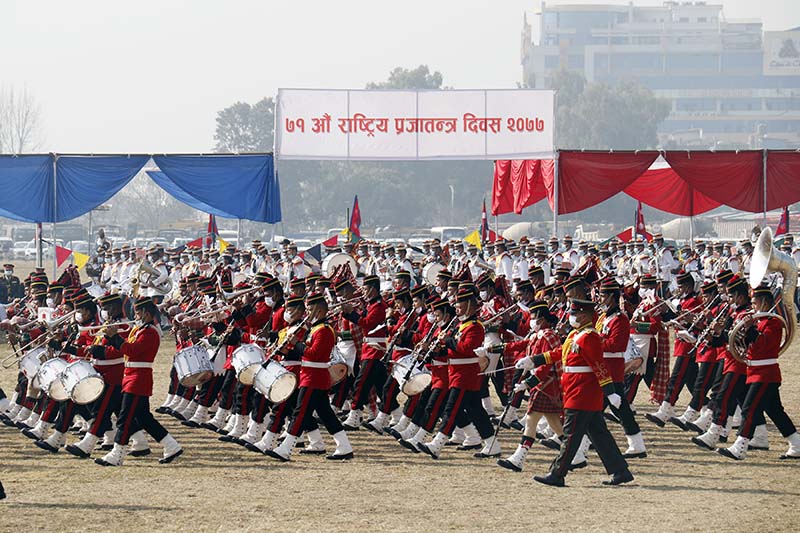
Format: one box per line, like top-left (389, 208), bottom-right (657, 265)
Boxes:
top-left (442, 389), bottom-right (466, 436)
top-left (741, 383), bottom-right (769, 437)
top-left (119, 395), bottom-right (140, 444)
top-left (288, 388), bottom-right (313, 436)
top-left (424, 388), bottom-right (447, 431)
top-left (89, 386), bottom-right (115, 436)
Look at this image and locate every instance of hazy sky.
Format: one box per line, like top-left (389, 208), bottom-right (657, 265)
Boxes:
top-left (2, 0), bottom-right (798, 153)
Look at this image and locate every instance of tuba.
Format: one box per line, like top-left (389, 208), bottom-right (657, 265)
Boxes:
top-left (136, 259), bottom-right (173, 296)
top-left (728, 227), bottom-right (796, 362)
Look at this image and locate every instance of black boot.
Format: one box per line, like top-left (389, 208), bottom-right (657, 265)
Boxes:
top-left (602, 469), bottom-right (634, 486)
top-left (533, 472), bottom-right (565, 487)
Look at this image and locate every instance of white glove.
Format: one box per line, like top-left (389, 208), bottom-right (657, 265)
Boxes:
top-left (607, 393), bottom-right (622, 409)
top-left (513, 381), bottom-right (529, 394)
top-left (514, 356), bottom-right (535, 372)
top-left (474, 347), bottom-right (488, 359)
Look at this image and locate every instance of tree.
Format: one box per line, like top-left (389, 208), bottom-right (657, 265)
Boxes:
top-left (548, 69), bottom-right (670, 150)
top-left (213, 97), bottom-right (274, 153)
top-left (0, 85), bottom-right (43, 154)
top-left (366, 65), bottom-right (443, 90)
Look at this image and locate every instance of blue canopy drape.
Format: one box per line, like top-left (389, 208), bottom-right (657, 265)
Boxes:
top-left (153, 154), bottom-right (281, 223)
top-left (0, 153), bottom-right (281, 224)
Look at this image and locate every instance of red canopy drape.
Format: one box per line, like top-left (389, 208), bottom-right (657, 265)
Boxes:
top-left (766, 152), bottom-right (800, 211)
top-left (623, 167), bottom-right (721, 216)
top-left (664, 151), bottom-right (763, 213)
top-left (556, 151), bottom-right (659, 214)
top-left (491, 159), bottom-right (551, 215)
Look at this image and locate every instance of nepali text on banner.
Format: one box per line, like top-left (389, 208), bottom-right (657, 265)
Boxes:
top-left (275, 89), bottom-right (555, 161)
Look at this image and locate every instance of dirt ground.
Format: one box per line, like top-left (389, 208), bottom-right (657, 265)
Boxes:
top-left (1, 336), bottom-right (799, 532)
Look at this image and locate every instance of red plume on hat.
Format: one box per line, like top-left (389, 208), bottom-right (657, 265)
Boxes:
top-left (453, 263), bottom-right (473, 283)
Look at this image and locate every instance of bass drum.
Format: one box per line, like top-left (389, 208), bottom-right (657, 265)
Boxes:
top-left (322, 252), bottom-right (358, 279)
top-left (329, 347), bottom-right (349, 386)
top-left (253, 361), bottom-right (297, 403)
top-left (422, 263), bottom-right (444, 286)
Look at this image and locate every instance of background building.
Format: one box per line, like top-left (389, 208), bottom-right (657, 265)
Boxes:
top-left (522, 1), bottom-right (800, 148)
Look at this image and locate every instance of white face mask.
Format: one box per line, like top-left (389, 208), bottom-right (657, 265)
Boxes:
top-left (100, 309), bottom-right (110, 321)
top-left (479, 290), bottom-right (488, 301)
top-left (264, 296), bottom-right (275, 307)
top-left (426, 312), bottom-right (436, 323)
top-left (415, 306), bottom-right (423, 314)
top-left (284, 311), bottom-right (295, 323)
top-left (529, 319), bottom-right (540, 332)
top-left (46, 297), bottom-right (55, 308)
top-left (75, 312), bottom-right (85, 324)
top-left (568, 315), bottom-right (580, 328)
top-left (435, 286), bottom-right (444, 295)
top-left (4, 270), bottom-right (12, 276)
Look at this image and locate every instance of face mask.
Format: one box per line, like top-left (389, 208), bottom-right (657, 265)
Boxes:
top-left (46, 297), bottom-right (55, 307)
top-left (4, 270), bottom-right (11, 276)
top-left (479, 290), bottom-right (488, 301)
top-left (75, 312), bottom-right (85, 324)
top-left (180, 257), bottom-right (188, 264)
top-left (284, 311), bottom-right (295, 323)
top-left (264, 296), bottom-right (275, 307)
top-left (100, 309), bottom-right (110, 321)
top-left (415, 306), bottom-right (423, 314)
top-left (720, 293), bottom-right (729, 302)
top-left (358, 249), bottom-right (366, 257)
top-left (426, 312), bottom-right (436, 323)
top-left (457, 314), bottom-right (467, 322)
top-left (529, 319), bottom-right (540, 332)
top-left (568, 315), bottom-right (580, 328)
top-left (435, 286), bottom-right (444, 295)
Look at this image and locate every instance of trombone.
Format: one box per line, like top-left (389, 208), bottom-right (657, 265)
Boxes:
top-left (1, 310), bottom-right (77, 369)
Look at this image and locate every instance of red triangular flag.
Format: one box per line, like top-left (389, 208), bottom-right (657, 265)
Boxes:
top-left (55, 245), bottom-right (72, 267)
top-left (776, 206), bottom-right (789, 236)
top-left (322, 235), bottom-right (338, 247)
top-left (616, 227), bottom-right (634, 243)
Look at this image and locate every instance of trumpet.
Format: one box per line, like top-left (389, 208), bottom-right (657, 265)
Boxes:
top-left (78, 320), bottom-right (137, 333)
top-left (483, 303), bottom-right (522, 327)
top-left (220, 285), bottom-right (263, 302)
top-left (326, 296), bottom-right (365, 317)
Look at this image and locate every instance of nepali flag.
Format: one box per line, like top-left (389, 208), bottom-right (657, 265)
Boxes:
top-left (635, 201), bottom-right (647, 238)
top-left (776, 206), bottom-right (790, 237)
top-left (348, 195), bottom-right (362, 242)
top-left (207, 214), bottom-right (219, 248)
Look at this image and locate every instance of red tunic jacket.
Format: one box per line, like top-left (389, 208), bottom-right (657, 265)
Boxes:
top-left (299, 321), bottom-right (335, 390)
top-left (674, 294), bottom-right (703, 357)
top-left (543, 325), bottom-right (611, 411)
top-left (354, 298), bottom-right (388, 362)
top-left (597, 310), bottom-right (629, 383)
top-left (746, 315), bottom-right (783, 384)
top-left (118, 323), bottom-right (161, 396)
top-left (446, 318), bottom-right (485, 391)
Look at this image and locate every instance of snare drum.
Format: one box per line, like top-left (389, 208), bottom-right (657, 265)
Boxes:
top-left (174, 345), bottom-right (213, 387)
top-left (253, 361), bottom-right (297, 403)
top-left (231, 344), bottom-right (265, 385)
top-left (392, 354), bottom-right (432, 396)
top-left (19, 347), bottom-right (47, 382)
top-left (329, 348), bottom-right (349, 386)
top-left (62, 360), bottom-right (105, 404)
top-left (37, 358), bottom-right (69, 401)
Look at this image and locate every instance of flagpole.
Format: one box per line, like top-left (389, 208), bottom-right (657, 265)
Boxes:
top-left (553, 150), bottom-right (559, 238)
top-left (762, 149), bottom-right (768, 228)
top-left (346, 207), bottom-right (351, 244)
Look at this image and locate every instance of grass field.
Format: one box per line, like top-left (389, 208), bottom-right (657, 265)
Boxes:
top-left (1, 336), bottom-right (799, 532)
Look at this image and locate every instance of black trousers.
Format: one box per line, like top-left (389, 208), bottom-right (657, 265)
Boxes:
top-left (688, 361), bottom-right (719, 410)
top-left (418, 387), bottom-right (448, 432)
top-left (266, 386), bottom-right (318, 434)
top-left (231, 383), bottom-right (253, 415)
top-left (88, 383), bottom-right (122, 437)
top-left (666, 355), bottom-right (698, 406)
top-left (53, 400), bottom-right (91, 433)
top-left (287, 387), bottom-right (342, 437)
top-left (351, 359), bottom-right (388, 411)
top-left (167, 366), bottom-right (180, 395)
top-left (378, 371), bottom-right (401, 415)
top-left (606, 382), bottom-right (641, 436)
top-left (551, 409), bottom-right (628, 479)
top-left (480, 372), bottom-right (507, 406)
top-left (249, 391), bottom-right (271, 423)
top-left (509, 368), bottom-right (526, 408)
top-left (437, 388), bottom-right (493, 439)
top-left (114, 393), bottom-right (168, 445)
top-left (738, 382), bottom-right (797, 439)
top-left (195, 374), bottom-right (225, 408)
top-left (624, 357), bottom-right (656, 404)
top-left (217, 369), bottom-right (238, 410)
top-left (709, 372), bottom-right (747, 426)
top-left (404, 387), bottom-right (429, 420)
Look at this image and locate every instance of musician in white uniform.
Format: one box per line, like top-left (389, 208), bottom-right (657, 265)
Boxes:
top-left (494, 240), bottom-right (513, 281)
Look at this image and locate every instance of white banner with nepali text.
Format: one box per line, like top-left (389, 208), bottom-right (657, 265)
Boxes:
top-left (275, 88), bottom-right (555, 161)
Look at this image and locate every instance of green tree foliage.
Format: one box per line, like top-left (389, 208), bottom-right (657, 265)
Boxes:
top-left (366, 65), bottom-right (443, 90)
top-left (213, 97), bottom-right (274, 153)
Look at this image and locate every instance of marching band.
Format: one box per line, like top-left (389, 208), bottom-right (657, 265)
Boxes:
top-left (1, 227), bottom-right (799, 488)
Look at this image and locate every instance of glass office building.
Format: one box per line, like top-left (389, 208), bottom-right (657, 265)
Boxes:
top-left (522, 1), bottom-right (800, 148)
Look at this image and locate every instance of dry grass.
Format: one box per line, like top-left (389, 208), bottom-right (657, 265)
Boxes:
top-left (1, 338), bottom-right (799, 532)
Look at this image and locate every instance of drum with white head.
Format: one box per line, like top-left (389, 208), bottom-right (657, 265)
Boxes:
top-left (37, 357), bottom-right (69, 401)
top-left (253, 360), bottom-right (297, 403)
top-left (232, 344), bottom-right (265, 385)
top-left (422, 263), bottom-right (444, 287)
top-left (391, 354), bottom-right (432, 396)
top-left (62, 360), bottom-right (105, 404)
top-left (329, 347), bottom-right (349, 386)
top-left (322, 252), bottom-right (358, 279)
top-left (174, 345), bottom-right (213, 387)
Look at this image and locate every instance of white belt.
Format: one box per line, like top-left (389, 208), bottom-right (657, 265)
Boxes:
top-left (564, 365), bottom-right (592, 373)
top-left (448, 357), bottom-right (479, 365)
top-left (301, 361), bottom-right (330, 369)
top-left (431, 361), bottom-right (448, 367)
top-left (747, 358), bottom-right (778, 367)
top-left (364, 337), bottom-right (387, 344)
top-left (92, 358), bottom-right (124, 367)
top-left (603, 352), bottom-right (625, 359)
top-left (125, 362), bottom-right (153, 369)
top-left (282, 361), bottom-right (301, 367)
